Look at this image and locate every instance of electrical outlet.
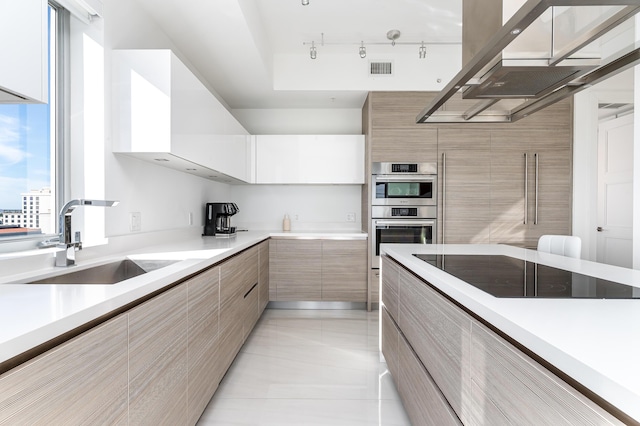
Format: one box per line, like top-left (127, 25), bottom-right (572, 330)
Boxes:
top-left (130, 212), bottom-right (141, 232)
top-left (346, 212), bottom-right (356, 222)
top-left (294, 214), bottom-right (299, 221)
top-left (188, 212), bottom-right (193, 226)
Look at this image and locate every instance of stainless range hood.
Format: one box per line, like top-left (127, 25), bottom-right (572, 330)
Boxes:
top-left (417, 0), bottom-right (640, 123)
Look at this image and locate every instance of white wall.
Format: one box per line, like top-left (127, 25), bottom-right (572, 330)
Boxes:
top-left (232, 108), bottom-right (362, 135)
top-left (230, 108), bottom-right (364, 231)
top-left (98, 0), bottom-right (231, 238)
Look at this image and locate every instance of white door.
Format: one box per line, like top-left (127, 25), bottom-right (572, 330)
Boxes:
top-left (597, 114), bottom-right (634, 267)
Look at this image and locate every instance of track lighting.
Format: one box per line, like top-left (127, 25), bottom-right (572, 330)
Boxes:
top-left (310, 41), bottom-right (317, 59)
top-left (304, 29), bottom-right (457, 60)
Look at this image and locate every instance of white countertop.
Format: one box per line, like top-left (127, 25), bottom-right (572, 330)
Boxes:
top-left (0, 230), bottom-right (366, 369)
top-left (381, 243), bottom-right (640, 423)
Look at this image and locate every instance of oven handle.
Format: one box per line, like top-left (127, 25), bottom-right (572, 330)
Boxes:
top-left (373, 176), bottom-right (436, 182)
top-left (374, 220), bottom-right (436, 227)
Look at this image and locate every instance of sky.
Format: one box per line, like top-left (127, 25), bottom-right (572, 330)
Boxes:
top-left (0, 104), bottom-right (51, 211)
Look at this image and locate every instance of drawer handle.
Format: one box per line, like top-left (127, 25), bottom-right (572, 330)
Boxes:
top-left (244, 282), bottom-right (258, 299)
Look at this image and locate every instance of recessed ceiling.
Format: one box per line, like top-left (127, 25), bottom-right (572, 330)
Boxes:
top-left (131, 0), bottom-right (462, 109)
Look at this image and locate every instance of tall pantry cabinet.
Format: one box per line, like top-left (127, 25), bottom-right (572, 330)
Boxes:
top-left (362, 92), bottom-right (573, 250)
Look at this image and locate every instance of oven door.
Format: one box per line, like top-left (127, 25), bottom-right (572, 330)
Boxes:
top-left (372, 175), bottom-right (437, 206)
top-left (371, 219), bottom-right (436, 268)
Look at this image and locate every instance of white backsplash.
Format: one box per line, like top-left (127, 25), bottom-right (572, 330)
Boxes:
top-left (230, 184), bottom-right (363, 232)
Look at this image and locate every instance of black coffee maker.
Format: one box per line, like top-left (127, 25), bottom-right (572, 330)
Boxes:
top-left (203, 203), bottom-right (239, 237)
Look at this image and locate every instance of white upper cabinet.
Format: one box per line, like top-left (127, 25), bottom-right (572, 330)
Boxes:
top-left (112, 49), bottom-right (252, 183)
top-left (0, 0), bottom-right (48, 103)
top-left (255, 135), bottom-right (365, 184)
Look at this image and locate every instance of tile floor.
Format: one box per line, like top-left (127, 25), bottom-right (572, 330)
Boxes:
top-left (197, 309), bottom-right (411, 425)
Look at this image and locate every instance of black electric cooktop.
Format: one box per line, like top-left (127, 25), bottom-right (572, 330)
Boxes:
top-left (413, 254), bottom-right (640, 299)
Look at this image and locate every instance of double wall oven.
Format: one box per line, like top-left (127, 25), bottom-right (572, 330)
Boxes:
top-left (371, 162), bottom-right (437, 267)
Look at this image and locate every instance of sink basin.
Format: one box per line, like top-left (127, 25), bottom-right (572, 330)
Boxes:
top-left (24, 259), bottom-right (179, 285)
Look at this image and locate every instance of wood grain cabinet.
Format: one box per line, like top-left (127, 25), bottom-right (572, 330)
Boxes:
top-left (380, 255), bottom-right (400, 320)
top-left (470, 322), bottom-right (623, 426)
top-left (0, 315), bottom-right (128, 425)
top-left (438, 128), bottom-right (492, 244)
top-left (437, 100), bottom-right (572, 246)
top-left (381, 255), bottom-right (625, 426)
top-left (269, 238), bottom-right (367, 302)
top-left (397, 260), bottom-right (472, 423)
top-left (366, 92), bottom-right (439, 163)
top-left (321, 239), bottom-right (367, 301)
top-left (187, 265), bottom-right (220, 425)
top-left (0, 241), bottom-right (268, 426)
top-left (129, 284), bottom-right (189, 425)
top-left (259, 240), bottom-right (269, 312)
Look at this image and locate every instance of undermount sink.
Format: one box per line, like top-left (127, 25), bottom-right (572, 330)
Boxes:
top-left (24, 259), bottom-right (179, 285)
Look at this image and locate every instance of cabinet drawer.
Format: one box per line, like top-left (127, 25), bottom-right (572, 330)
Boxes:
top-left (381, 256), bottom-right (400, 321)
top-left (398, 269), bottom-right (472, 422)
top-left (0, 315), bottom-right (128, 425)
top-left (381, 306), bottom-right (399, 380)
top-left (398, 328), bottom-right (462, 426)
top-left (470, 322), bottom-right (624, 426)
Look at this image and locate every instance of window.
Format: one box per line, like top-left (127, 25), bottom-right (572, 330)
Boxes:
top-left (0, 3), bottom-right (65, 243)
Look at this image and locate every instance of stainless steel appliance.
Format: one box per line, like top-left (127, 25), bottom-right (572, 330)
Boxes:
top-left (372, 162), bottom-right (437, 206)
top-left (203, 202), bottom-right (239, 237)
top-left (371, 206), bottom-right (436, 267)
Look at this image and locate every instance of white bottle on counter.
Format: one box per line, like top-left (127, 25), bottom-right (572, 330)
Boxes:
top-left (283, 214), bottom-right (291, 232)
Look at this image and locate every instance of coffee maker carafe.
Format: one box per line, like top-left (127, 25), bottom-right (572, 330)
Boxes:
top-left (203, 203), bottom-right (239, 237)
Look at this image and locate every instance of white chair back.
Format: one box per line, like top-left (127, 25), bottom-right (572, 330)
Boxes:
top-left (537, 235), bottom-right (582, 259)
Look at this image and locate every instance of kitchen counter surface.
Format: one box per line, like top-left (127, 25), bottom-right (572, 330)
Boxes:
top-left (0, 230), bottom-right (367, 370)
top-left (381, 243), bottom-right (640, 423)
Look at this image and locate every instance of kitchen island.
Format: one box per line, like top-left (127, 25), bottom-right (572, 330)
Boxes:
top-left (380, 243), bottom-right (640, 425)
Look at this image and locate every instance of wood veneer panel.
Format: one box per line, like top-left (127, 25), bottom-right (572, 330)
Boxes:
top-left (259, 240), bottom-right (270, 311)
top-left (321, 239), bottom-right (367, 302)
top-left (187, 266), bottom-right (220, 425)
top-left (470, 322), bottom-right (624, 426)
top-left (271, 239), bottom-right (322, 301)
top-left (398, 268), bottom-right (472, 423)
top-left (438, 128), bottom-right (492, 244)
top-left (371, 128), bottom-right (438, 163)
top-left (380, 255), bottom-right (400, 321)
top-left (129, 284), bottom-right (188, 425)
top-left (397, 327), bottom-right (463, 426)
top-left (381, 306), bottom-right (400, 381)
top-left (0, 315), bottom-right (128, 425)
top-left (268, 239), bottom-right (277, 301)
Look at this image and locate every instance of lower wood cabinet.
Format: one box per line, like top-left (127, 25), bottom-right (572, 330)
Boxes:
top-left (0, 315), bottom-right (128, 425)
top-left (269, 238), bottom-right (367, 302)
top-left (381, 255), bottom-right (626, 426)
top-left (0, 241), bottom-right (268, 426)
top-left (259, 240), bottom-right (269, 312)
top-left (470, 322), bottom-right (622, 426)
top-left (187, 265), bottom-right (221, 425)
top-left (129, 284), bottom-right (189, 425)
top-left (398, 262), bottom-right (472, 423)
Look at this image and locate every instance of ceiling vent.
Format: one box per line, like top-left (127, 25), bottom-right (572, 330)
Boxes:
top-left (369, 61), bottom-right (393, 76)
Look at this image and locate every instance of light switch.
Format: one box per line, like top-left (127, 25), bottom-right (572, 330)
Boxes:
top-left (130, 212), bottom-right (141, 232)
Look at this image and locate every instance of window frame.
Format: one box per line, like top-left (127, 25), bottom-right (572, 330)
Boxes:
top-left (0, 2), bottom-right (68, 251)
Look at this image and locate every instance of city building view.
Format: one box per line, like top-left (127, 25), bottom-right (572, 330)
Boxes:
top-left (0, 188), bottom-right (53, 237)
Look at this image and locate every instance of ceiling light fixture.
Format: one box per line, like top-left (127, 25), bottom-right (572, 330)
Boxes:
top-left (304, 30), bottom-right (457, 60)
top-left (301, 0), bottom-right (309, 5)
top-left (310, 41), bottom-right (317, 59)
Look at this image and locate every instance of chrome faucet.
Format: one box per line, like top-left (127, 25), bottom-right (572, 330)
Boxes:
top-left (56, 199), bottom-right (119, 267)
